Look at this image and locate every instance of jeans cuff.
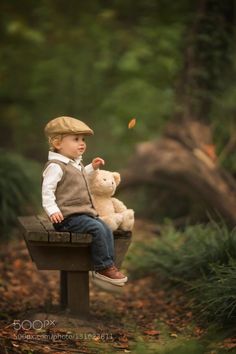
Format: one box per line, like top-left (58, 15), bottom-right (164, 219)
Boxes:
top-left (93, 261), bottom-right (114, 271)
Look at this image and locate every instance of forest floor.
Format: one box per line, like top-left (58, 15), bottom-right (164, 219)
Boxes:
top-left (0, 220), bottom-right (235, 354)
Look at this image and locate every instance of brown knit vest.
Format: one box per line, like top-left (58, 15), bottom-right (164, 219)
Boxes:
top-left (43, 159), bottom-right (98, 218)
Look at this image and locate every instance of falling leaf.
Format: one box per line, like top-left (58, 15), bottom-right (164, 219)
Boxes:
top-left (128, 118), bottom-right (136, 129)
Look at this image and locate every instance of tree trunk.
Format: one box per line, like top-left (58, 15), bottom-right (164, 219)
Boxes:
top-left (121, 0), bottom-right (236, 227)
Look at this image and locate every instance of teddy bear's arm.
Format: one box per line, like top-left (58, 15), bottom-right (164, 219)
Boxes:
top-left (112, 198), bottom-right (127, 212)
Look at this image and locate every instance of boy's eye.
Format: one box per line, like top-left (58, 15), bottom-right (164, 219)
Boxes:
top-left (74, 136), bottom-right (85, 142)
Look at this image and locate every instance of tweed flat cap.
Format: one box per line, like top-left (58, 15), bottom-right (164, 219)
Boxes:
top-left (44, 116), bottom-right (94, 137)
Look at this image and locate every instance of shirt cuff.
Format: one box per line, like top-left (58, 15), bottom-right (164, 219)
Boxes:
top-left (85, 163), bottom-right (95, 174)
top-left (44, 205), bottom-right (61, 217)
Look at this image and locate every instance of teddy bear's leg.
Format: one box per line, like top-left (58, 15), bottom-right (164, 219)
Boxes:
top-left (100, 214), bottom-right (122, 231)
top-left (119, 210), bottom-right (134, 231)
top-left (114, 213), bottom-right (123, 225)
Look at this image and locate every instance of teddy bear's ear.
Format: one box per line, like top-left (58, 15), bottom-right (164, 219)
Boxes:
top-left (113, 172), bottom-right (121, 186)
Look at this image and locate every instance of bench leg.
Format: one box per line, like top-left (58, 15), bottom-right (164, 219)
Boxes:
top-left (67, 271), bottom-right (89, 318)
top-left (60, 271), bottom-right (67, 309)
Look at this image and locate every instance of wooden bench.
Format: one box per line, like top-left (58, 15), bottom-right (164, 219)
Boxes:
top-left (18, 215), bottom-right (132, 318)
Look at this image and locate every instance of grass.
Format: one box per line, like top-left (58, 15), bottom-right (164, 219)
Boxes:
top-left (127, 222), bottom-right (236, 325)
top-left (189, 260), bottom-right (236, 323)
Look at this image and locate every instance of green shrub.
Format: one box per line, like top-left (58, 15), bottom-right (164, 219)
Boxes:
top-left (0, 150), bottom-right (41, 237)
top-left (190, 260), bottom-right (236, 323)
top-left (128, 223), bottom-right (236, 324)
top-left (129, 223), bottom-right (236, 281)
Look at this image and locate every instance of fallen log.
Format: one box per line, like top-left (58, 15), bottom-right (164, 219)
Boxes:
top-left (121, 120), bottom-right (236, 227)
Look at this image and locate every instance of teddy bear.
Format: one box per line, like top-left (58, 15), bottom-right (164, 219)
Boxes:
top-left (88, 169), bottom-right (134, 231)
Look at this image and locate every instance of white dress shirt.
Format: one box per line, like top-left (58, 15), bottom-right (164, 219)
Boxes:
top-left (42, 151), bottom-right (94, 216)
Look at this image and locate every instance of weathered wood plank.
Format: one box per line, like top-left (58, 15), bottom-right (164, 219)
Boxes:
top-left (71, 233), bottom-right (92, 244)
top-left (37, 215), bottom-right (92, 243)
top-left (114, 230), bottom-right (132, 239)
top-left (27, 244), bottom-right (92, 270)
top-left (114, 233), bottom-right (132, 268)
top-left (67, 271), bottom-right (89, 318)
top-left (49, 232), bottom-right (70, 243)
top-left (26, 231), bottom-right (48, 242)
top-left (37, 215), bottom-right (71, 243)
top-left (60, 271), bottom-right (67, 309)
top-left (18, 216), bottom-right (45, 232)
top-left (24, 242), bottom-right (90, 248)
top-left (37, 215), bottom-right (55, 231)
top-left (18, 216), bottom-right (48, 242)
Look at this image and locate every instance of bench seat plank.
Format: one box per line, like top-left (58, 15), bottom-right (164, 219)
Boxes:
top-left (18, 216), bottom-right (48, 242)
top-left (37, 215), bottom-right (93, 244)
top-left (48, 232), bottom-right (71, 243)
top-left (114, 230), bottom-right (132, 238)
top-left (37, 215), bottom-right (71, 243)
top-left (71, 233), bottom-right (92, 243)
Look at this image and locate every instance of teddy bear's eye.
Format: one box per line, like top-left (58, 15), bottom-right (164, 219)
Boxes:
top-left (103, 178), bottom-right (106, 181)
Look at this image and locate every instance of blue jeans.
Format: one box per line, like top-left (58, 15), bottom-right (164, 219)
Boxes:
top-left (53, 214), bottom-right (114, 271)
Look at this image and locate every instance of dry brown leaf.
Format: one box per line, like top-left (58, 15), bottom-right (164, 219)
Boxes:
top-left (143, 330), bottom-right (161, 336)
top-left (221, 338), bottom-right (236, 349)
top-left (113, 343), bottom-right (129, 349)
top-left (13, 259), bottom-right (22, 269)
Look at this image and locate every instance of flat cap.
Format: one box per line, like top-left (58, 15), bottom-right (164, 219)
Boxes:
top-left (44, 116), bottom-right (94, 137)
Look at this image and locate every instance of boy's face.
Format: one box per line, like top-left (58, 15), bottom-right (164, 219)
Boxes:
top-left (54, 134), bottom-right (86, 159)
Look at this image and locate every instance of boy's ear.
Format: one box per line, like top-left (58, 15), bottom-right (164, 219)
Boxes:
top-left (51, 137), bottom-right (62, 150)
top-left (112, 172), bottom-right (121, 186)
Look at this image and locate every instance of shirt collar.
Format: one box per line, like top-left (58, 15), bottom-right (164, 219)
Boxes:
top-left (48, 151), bottom-right (83, 165)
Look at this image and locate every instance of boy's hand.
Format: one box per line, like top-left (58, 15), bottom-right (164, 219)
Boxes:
top-left (50, 212), bottom-right (64, 223)
top-left (92, 157), bottom-right (105, 170)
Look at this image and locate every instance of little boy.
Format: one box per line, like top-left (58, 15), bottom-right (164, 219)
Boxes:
top-left (42, 116), bottom-right (127, 286)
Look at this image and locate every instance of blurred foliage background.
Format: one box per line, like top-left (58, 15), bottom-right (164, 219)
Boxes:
top-left (0, 0), bottom-right (236, 234)
top-left (1, 0), bottom-right (236, 328)
top-left (0, 0), bottom-right (187, 166)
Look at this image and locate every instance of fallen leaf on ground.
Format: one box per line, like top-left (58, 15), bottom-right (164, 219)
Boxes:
top-left (143, 330), bottom-right (161, 336)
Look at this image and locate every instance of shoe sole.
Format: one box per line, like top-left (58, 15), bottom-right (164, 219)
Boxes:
top-left (92, 271), bottom-right (128, 285)
top-left (89, 271), bottom-right (125, 287)
top-left (91, 277), bottom-right (125, 293)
